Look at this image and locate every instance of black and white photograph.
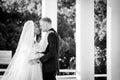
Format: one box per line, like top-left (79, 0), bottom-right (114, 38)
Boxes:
top-left (0, 0), bottom-right (120, 80)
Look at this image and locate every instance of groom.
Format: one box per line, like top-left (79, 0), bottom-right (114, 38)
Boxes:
top-left (38, 17), bottom-right (59, 80)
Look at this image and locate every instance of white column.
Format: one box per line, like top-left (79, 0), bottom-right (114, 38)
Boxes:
top-left (107, 5), bottom-right (112, 80)
top-left (76, 0), bottom-right (94, 80)
top-left (109, 0), bottom-right (120, 80)
top-left (76, 0), bottom-right (81, 80)
top-left (42, 0), bottom-right (57, 31)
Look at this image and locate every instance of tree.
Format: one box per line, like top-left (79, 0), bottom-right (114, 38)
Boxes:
top-left (0, 0), bottom-right (42, 55)
top-left (94, 0), bottom-right (107, 74)
top-left (57, 0), bottom-right (76, 70)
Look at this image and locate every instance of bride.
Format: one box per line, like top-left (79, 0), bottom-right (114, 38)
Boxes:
top-left (1, 20), bottom-right (46, 80)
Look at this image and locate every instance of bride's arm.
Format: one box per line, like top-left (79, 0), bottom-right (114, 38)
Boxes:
top-left (34, 43), bottom-right (41, 52)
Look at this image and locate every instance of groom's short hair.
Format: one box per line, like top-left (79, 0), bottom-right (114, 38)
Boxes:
top-left (41, 17), bottom-right (52, 24)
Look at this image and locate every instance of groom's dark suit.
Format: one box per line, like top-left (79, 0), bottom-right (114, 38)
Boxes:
top-left (40, 28), bottom-right (59, 80)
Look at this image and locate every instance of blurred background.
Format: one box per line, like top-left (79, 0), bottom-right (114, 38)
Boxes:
top-left (0, 0), bottom-right (42, 54)
top-left (94, 0), bottom-right (107, 74)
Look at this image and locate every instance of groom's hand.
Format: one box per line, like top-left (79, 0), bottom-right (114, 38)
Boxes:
top-left (29, 59), bottom-right (36, 65)
top-left (29, 59), bottom-right (40, 65)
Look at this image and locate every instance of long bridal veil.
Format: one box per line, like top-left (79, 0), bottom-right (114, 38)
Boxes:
top-left (1, 20), bottom-right (42, 80)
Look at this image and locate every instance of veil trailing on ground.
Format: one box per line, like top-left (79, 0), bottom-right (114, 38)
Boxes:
top-left (1, 20), bottom-right (35, 80)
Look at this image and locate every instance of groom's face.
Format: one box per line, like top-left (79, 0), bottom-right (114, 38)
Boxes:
top-left (39, 20), bottom-right (48, 32)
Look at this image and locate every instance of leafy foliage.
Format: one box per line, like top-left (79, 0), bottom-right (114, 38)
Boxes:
top-left (0, 0), bottom-right (42, 55)
top-left (57, 0), bottom-right (76, 70)
top-left (94, 0), bottom-right (107, 74)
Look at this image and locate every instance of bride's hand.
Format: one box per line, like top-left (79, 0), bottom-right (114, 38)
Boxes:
top-left (35, 52), bottom-right (44, 58)
top-left (39, 53), bottom-right (44, 58)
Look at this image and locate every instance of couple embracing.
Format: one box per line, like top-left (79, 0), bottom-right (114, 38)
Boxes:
top-left (1, 17), bottom-right (59, 80)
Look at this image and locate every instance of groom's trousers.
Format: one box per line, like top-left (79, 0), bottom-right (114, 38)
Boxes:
top-left (43, 72), bottom-right (56, 80)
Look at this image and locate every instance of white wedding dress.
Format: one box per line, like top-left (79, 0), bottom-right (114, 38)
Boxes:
top-left (1, 21), bottom-right (47, 80)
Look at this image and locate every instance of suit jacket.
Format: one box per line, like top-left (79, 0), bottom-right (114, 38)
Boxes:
top-left (40, 28), bottom-right (59, 73)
